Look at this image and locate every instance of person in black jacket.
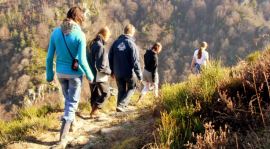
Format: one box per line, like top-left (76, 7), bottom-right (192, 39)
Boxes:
top-left (109, 24), bottom-right (142, 112)
top-left (87, 27), bottom-right (111, 118)
top-left (139, 42), bottom-right (162, 100)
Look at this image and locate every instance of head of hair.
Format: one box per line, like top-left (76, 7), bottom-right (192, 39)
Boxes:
top-left (198, 41), bottom-right (208, 59)
top-left (124, 24), bottom-right (135, 36)
top-left (66, 6), bottom-right (85, 25)
top-left (87, 27), bottom-right (111, 50)
top-left (152, 42), bottom-right (162, 54)
top-left (97, 26), bottom-right (111, 41)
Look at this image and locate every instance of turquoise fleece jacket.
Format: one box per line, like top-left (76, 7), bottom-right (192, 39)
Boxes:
top-left (46, 21), bottom-right (94, 82)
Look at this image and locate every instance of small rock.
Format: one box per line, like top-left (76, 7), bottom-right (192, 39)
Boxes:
top-left (100, 126), bottom-right (122, 135)
top-left (21, 58), bottom-right (30, 66)
top-left (69, 136), bottom-right (89, 147)
top-left (22, 47), bottom-right (32, 57)
top-left (99, 126), bottom-right (123, 141)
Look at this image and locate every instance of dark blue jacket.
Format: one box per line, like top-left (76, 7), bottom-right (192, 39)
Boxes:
top-left (109, 34), bottom-right (142, 80)
top-left (87, 35), bottom-right (111, 82)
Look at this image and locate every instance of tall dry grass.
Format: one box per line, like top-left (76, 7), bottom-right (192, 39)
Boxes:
top-left (153, 47), bottom-right (270, 148)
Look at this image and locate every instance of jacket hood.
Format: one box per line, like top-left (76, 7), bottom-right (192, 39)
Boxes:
top-left (119, 34), bottom-right (135, 41)
top-left (94, 35), bottom-right (105, 45)
top-left (61, 19), bottom-right (80, 35)
top-left (88, 35), bottom-right (105, 50)
top-left (147, 48), bottom-right (157, 54)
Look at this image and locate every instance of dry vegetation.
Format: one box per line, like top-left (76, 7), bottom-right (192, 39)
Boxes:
top-left (0, 0), bottom-right (269, 116)
top-left (0, 0), bottom-right (270, 148)
top-left (152, 47), bottom-right (270, 148)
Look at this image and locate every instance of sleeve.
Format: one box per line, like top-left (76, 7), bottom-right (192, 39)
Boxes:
top-left (108, 42), bottom-right (115, 75)
top-left (78, 33), bottom-right (94, 81)
top-left (46, 32), bottom-right (56, 82)
top-left (193, 49), bottom-right (197, 59)
top-left (86, 42), bottom-right (91, 67)
top-left (95, 43), bottom-right (103, 71)
top-left (95, 43), bottom-right (111, 74)
top-left (129, 41), bottom-right (142, 80)
top-left (152, 55), bottom-right (158, 82)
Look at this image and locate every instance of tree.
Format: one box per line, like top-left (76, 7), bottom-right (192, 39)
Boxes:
top-left (124, 0), bottom-right (138, 19)
top-left (153, 0), bottom-right (174, 23)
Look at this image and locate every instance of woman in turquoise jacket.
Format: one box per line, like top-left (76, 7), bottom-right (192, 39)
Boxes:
top-left (46, 6), bottom-right (93, 148)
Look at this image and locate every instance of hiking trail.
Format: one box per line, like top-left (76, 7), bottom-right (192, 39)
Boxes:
top-left (6, 104), bottom-right (157, 149)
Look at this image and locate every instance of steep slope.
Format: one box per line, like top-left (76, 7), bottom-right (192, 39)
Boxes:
top-left (0, 0), bottom-right (270, 121)
top-left (155, 47), bottom-right (270, 148)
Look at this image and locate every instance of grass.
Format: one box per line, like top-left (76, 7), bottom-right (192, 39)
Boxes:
top-left (0, 104), bottom-right (60, 147)
top-left (155, 59), bottom-right (251, 148)
top-left (0, 84), bottom-right (157, 147)
top-left (246, 50), bottom-right (261, 63)
top-left (155, 48), bottom-right (270, 148)
top-left (113, 137), bottom-right (140, 149)
top-left (2, 48), bottom-right (267, 148)
top-left (156, 61), bottom-right (229, 148)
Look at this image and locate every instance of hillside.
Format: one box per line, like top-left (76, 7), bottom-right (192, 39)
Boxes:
top-left (0, 0), bottom-right (270, 146)
top-left (155, 47), bottom-right (270, 148)
top-left (1, 0), bottom-right (270, 119)
top-left (1, 48), bottom-right (270, 148)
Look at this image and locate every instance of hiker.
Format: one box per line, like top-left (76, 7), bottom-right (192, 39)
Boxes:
top-left (139, 42), bottom-right (162, 100)
top-left (190, 41), bottom-right (209, 74)
top-left (87, 27), bottom-right (111, 118)
top-left (109, 24), bottom-right (142, 112)
top-left (46, 6), bottom-right (94, 148)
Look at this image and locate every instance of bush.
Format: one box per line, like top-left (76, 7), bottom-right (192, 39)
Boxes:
top-left (157, 60), bottom-right (228, 148)
top-left (246, 51), bottom-right (261, 63)
top-left (156, 48), bottom-right (270, 148)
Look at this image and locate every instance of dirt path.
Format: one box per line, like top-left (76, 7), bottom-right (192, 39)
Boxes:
top-left (6, 106), bottom-right (156, 149)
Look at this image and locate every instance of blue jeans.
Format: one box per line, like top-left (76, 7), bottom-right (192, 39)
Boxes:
top-left (58, 77), bottom-right (82, 122)
top-left (116, 76), bottom-right (137, 108)
top-left (194, 63), bottom-right (201, 74)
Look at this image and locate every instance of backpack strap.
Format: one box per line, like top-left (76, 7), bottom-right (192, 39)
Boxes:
top-left (61, 31), bottom-right (75, 60)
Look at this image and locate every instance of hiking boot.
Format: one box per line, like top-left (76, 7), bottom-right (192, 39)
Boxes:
top-left (69, 120), bottom-right (76, 132)
top-left (51, 138), bottom-right (69, 149)
top-left (90, 110), bottom-right (99, 119)
top-left (116, 106), bottom-right (125, 112)
top-left (90, 106), bottom-right (100, 119)
top-left (90, 105), bottom-right (98, 116)
top-left (90, 110), bottom-right (108, 119)
top-left (51, 120), bottom-right (71, 149)
top-left (60, 119), bottom-right (71, 146)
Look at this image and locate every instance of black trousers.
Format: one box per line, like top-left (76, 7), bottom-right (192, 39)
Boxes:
top-left (90, 82), bottom-right (110, 109)
top-left (115, 76), bottom-right (137, 108)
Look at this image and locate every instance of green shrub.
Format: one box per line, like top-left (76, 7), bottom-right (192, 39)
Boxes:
top-left (158, 60), bottom-right (228, 148)
top-left (246, 51), bottom-right (261, 63)
top-left (198, 61), bottom-right (229, 102)
top-left (18, 105), bottom-right (55, 119)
